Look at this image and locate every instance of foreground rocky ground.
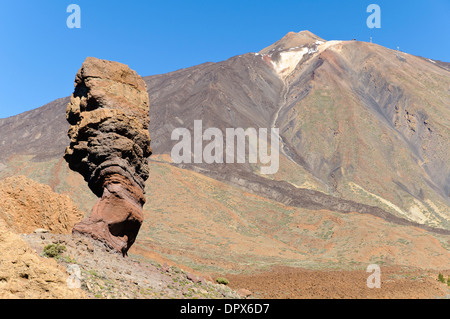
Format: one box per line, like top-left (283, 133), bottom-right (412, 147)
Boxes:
top-left (0, 175), bottom-right (240, 299)
top-left (3, 222), bottom-right (449, 299)
top-left (0, 219), bottom-right (86, 299)
top-left (1, 176), bottom-right (448, 299)
top-left (19, 231), bottom-right (241, 299)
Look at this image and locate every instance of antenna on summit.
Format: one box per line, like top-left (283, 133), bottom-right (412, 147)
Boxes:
top-left (370, 37), bottom-right (372, 43)
top-left (395, 46), bottom-right (406, 62)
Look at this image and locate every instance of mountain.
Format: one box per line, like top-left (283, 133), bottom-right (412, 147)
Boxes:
top-left (135, 30), bottom-right (450, 231)
top-left (0, 31), bottom-right (449, 275)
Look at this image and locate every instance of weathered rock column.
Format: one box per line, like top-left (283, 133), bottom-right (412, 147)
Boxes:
top-left (64, 57), bottom-right (151, 256)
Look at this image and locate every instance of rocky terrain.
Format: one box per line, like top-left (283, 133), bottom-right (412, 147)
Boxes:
top-left (3, 32), bottom-right (447, 231)
top-left (65, 57), bottom-right (152, 255)
top-left (0, 217), bottom-right (86, 299)
top-left (0, 31), bottom-right (449, 299)
top-left (226, 266), bottom-right (450, 299)
top-left (0, 176), bottom-right (241, 299)
top-left (22, 232), bottom-right (241, 299)
top-left (0, 175), bottom-right (83, 234)
top-left (0, 224), bottom-right (241, 299)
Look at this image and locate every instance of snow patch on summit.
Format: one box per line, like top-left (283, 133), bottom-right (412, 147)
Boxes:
top-left (271, 48), bottom-right (308, 78)
top-left (263, 39), bottom-right (344, 79)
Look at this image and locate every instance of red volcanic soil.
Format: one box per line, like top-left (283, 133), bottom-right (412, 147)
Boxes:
top-left (225, 266), bottom-right (450, 299)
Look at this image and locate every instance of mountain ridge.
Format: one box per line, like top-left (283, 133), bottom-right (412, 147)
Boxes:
top-left (0, 32), bottom-right (449, 274)
top-left (1, 32), bottom-right (449, 229)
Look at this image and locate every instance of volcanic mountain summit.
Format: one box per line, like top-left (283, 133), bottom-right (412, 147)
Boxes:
top-left (0, 31), bottom-right (449, 274)
top-left (259, 30), bottom-right (325, 54)
top-left (145, 31), bottom-right (450, 229)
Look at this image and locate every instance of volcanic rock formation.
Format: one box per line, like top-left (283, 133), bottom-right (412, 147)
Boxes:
top-left (0, 175), bottom-right (83, 234)
top-left (64, 57), bottom-right (151, 256)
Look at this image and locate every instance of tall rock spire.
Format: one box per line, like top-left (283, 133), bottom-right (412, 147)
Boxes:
top-left (64, 57), bottom-right (152, 256)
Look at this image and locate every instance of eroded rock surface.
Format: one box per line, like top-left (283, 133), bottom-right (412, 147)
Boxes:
top-left (0, 175), bottom-right (83, 234)
top-left (64, 57), bottom-right (151, 255)
top-left (0, 218), bottom-right (86, 299)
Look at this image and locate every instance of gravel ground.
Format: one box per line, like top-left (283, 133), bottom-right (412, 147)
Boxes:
top-left (22, 231), bottom-right (242, 299)
top-left (225, 265), bottom-right (450, 299)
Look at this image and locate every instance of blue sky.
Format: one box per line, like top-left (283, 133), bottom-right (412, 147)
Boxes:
top-left (0, 0), bottom-right (449, 119)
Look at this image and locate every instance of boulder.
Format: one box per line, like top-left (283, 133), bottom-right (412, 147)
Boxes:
top-left (237, 288), bottom-right (252, 298)
top-left (0, 176), bottom-right (83, 234)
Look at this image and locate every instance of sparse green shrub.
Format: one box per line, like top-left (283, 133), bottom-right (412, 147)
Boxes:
top-left (88, 269), bottom-right (100, 277)
top-left (64, 255), bottom-right (77, 263)
top-left (171, 266), bottom-right (182, 274)
top-left (438, 273), bottom-right (445, 284)
top-left (43, 243), bottom-right (66, 258)
top-left (216, 277), bottom-right (229, 285)
top-left (447, 277), bottom-right (450, 287)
